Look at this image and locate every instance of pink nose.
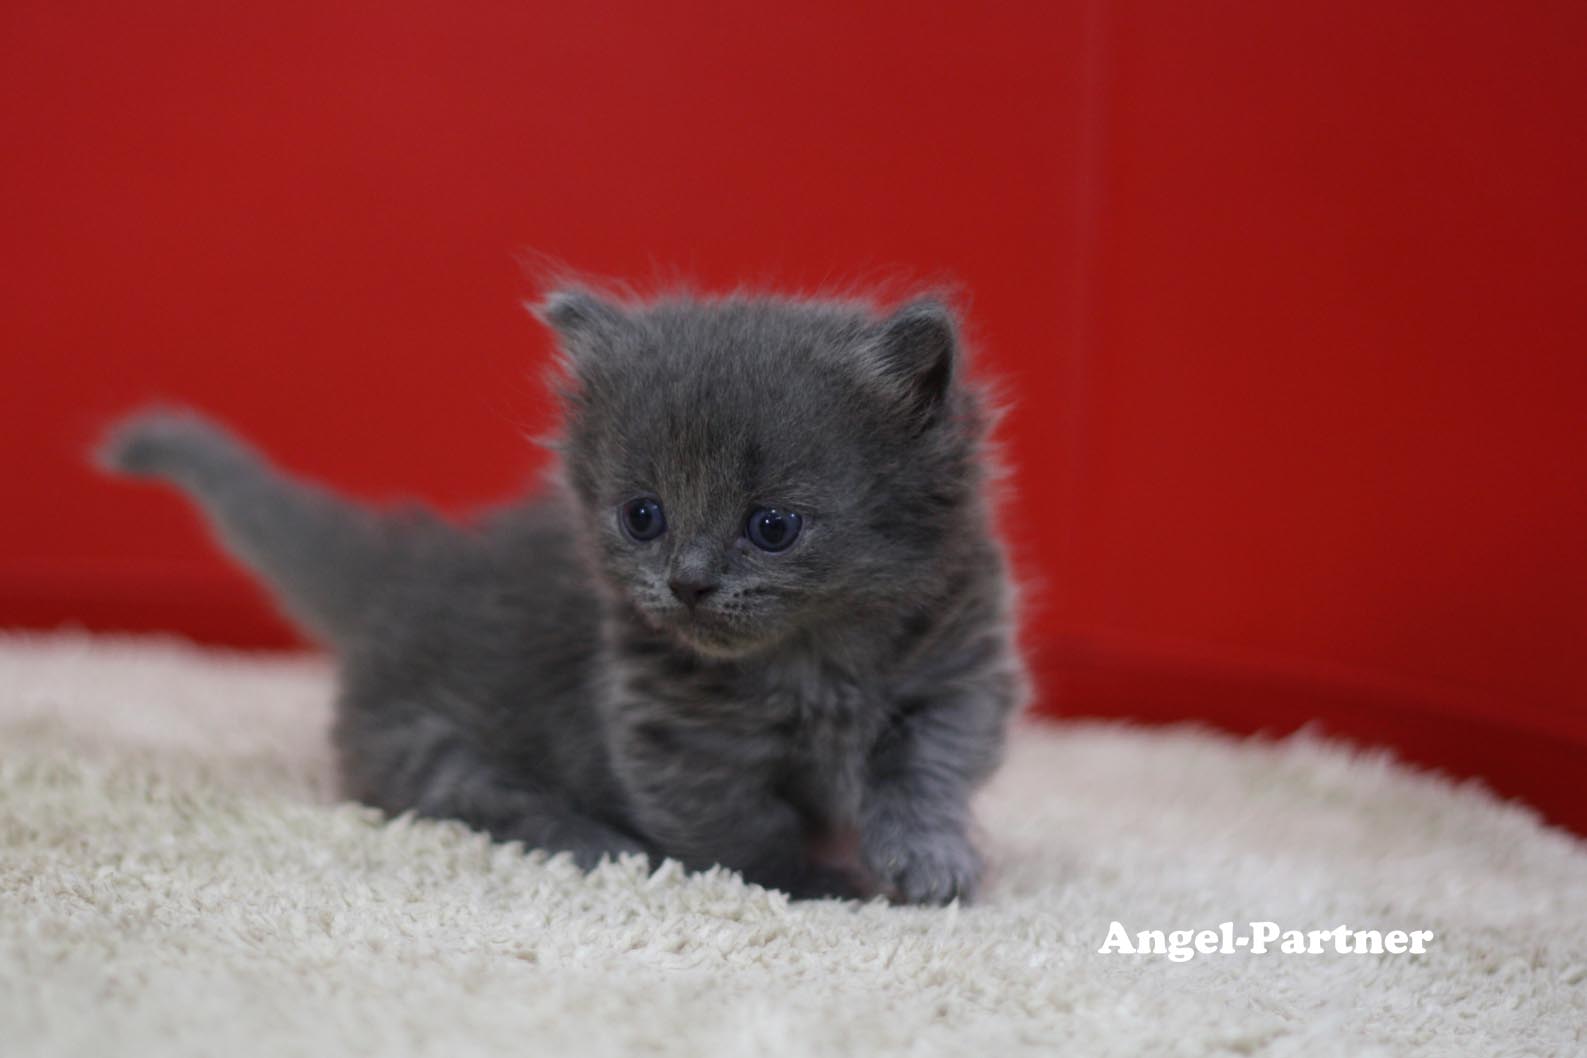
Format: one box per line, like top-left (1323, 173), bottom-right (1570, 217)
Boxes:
top-left (669, 576), bottom-right (718, 608)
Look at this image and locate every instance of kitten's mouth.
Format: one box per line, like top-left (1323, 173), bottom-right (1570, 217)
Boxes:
top-left (662, 607), bottom-right (774, 659)
top-left (671, 616), bottom-right (756, 657)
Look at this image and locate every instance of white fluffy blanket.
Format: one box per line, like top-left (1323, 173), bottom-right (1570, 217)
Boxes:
top-left (2, 634), bottom-right (1583, 1057)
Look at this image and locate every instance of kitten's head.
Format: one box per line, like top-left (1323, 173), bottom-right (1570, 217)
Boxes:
top-left (540, 288), bottom-right (993, 658)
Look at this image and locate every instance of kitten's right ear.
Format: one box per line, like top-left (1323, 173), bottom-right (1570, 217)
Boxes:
top-left (530, 288), bottom-right (628, 367)
top-left (859, 297), bottom-right (960, 429)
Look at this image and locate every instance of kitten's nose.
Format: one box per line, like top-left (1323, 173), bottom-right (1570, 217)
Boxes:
top-left (668, 575), bottom-right (718, 609)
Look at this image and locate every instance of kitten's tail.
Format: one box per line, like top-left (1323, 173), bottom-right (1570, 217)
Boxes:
top-left (96, 408), bottom-right (396, 647)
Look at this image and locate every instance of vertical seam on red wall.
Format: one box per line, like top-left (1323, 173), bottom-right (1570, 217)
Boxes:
top-left (1057, 0), bottom-right (1111, 633)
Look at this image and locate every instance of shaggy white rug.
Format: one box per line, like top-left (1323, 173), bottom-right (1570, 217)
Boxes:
top-left (2, 634), bottom-right (1583, 1057)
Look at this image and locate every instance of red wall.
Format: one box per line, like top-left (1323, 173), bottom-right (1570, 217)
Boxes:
top-left (3, 3), bottom-right (1584, 829)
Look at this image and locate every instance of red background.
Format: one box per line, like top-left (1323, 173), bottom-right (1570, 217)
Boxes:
top-left (3, 4), bottom-right (1584, 829)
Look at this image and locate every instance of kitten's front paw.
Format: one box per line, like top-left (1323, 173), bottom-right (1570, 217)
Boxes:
top-left (863, 823), bottom-right (983, 906)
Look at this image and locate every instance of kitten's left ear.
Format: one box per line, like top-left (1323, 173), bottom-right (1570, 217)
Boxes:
top-left (863, 298), bottom-right (959, 426)
top-left (531, 288), bottom-right (628, 369)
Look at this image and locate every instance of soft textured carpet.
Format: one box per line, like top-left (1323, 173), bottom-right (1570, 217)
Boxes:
top-left (2, 634), bottom-right (1583, 1057)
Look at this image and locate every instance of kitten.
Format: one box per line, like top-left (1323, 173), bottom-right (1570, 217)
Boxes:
top-left (100, 289), bottom-right (1027, 904)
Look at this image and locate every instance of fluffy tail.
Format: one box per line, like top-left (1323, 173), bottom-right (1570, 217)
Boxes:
top-left (97, 408), bottom-right (396, 647)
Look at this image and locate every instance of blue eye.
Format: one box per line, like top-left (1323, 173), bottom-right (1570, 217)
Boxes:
top-left (745, 507), bottom-right (802, 552)
top-left (620, 497), bottom-right (666, 541)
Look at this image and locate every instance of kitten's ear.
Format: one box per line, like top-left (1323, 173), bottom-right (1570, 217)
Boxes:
top-left (863, 298), bottom-right (959, 426)
top-left (531, 288), bottom-right (628, 367)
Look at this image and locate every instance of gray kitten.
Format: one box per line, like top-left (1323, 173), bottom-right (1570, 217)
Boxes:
top-left (100, 289), bottom-right (1027, 904)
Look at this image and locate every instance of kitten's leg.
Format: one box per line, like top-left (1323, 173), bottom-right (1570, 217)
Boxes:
top-left (610, 720), bottom-right (864, 900)
top-left (417, 778), bottom-right (649, 871)
top-left (98, 408), bottom-right (396, 646)
top-left (343, 712), bottom-right (648, 870)
top-left (861, 687), bottom-right (1014, 906)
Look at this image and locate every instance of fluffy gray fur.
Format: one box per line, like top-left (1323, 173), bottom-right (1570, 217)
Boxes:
top-left (99, 289), bottom-right (1027, 904)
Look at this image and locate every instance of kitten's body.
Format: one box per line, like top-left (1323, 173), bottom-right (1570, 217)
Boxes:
top-left (104, 291), bottom-right (1026, 903)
